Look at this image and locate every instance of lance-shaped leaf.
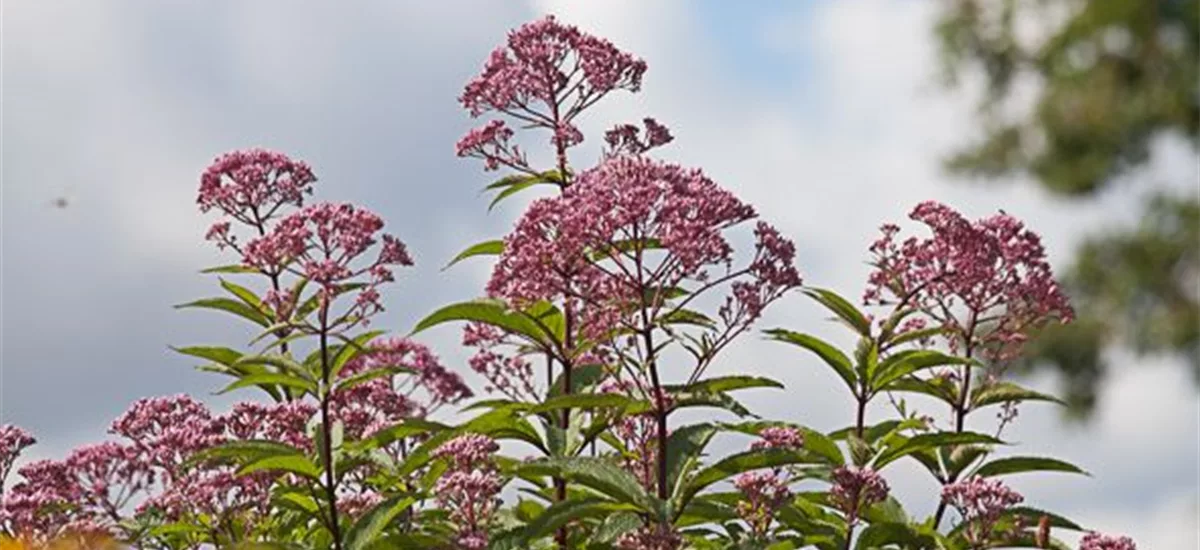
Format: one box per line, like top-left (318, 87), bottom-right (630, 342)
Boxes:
top-left (201, 264), bottom-right (259, 274)
top-left (518, 457), bottom-right (658, 517)
top-left (343, 495), bottom-right (417, 550)
top-left (670, 375), bottom-right (784, 394)
top-left (529, 393), bottom-right (633, 414)
top-left (802, 287), bottom-right (872, 336)
top-left (175, 297), bottom-right (271, 327)
top-left (172, 345), bottom-right (243, 367)
top-left (971, 382), bottom-right (1065, 410)
top-left (239, 454), bottom-right (322, 480)
top-left (217, 373), bottom-right (318, 397)
top-left (869, 350), bottom-right (973, 395)
top-left (410, 299), bottom-right (551, 345)
top-left (517, 497), bottom-right (633, 543)
top-left (765, 329), bottom-right (857, 393)
top-left (974, 456), bottom-right (1088, 478)
top-left (664, 423), bottom-right (719, 503)
top-left (329, 330), bottom-right (386, 380)
top-left (184, 440), bottom-right (301, 471)
top-left (444, 239), bottom-right (505, 270)
top-left (874, 432), bottom-right (1004, 469)
top-left (220, 278), bottom-right (263, 308)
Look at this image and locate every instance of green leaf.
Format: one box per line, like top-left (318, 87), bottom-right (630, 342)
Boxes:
top-left (874, 432), bottom-right (1004, 469)
top-left (238, 454), bottom-right (321, 480)
top-left (186, 440), bottom-right (300, 470)
top-left (870, 350), bottom-right (972, 394)
top-left (802, 287), bottom-right (872, 335)
top-left (854, 521), bottom-right (941, 550)
top-left (444, 239), bottom-right (505, 270)
top-left (330, 330), bottom-right (385, 380)
top-left (529, 393), bottom-right (633, 414)
top-left (489, 180), bottom-right (552, 211)
top-left (172, 345), bottom-right (243, 366)
top-left (175, 297), bottom-right (270, 327)
top-left (201, 264), bottom-right (259, 274)
top-left (547, 363), bottom-right (607, 398)
top-left (344, 495), bottom-right (417, 550)
top-left (974, 456), bottom-right (1088, 478)
top-left (765, 329), bottom-right (857, 393)
top-left (220, 278), bottom-right (263, 309)
top-left (410, 299), bottom-right (548, 344)
top-left (518, 497), bottom-right (625, 542)
top-left (1005, 506), bottom-right (1082, 531)
top-left (518, 457), bottom-right (657, 516)
top-left (217, 373), bottom-right (318, 396)
top-left (664, 423), bottom-right (719, 503)
top-left (673, 375), bottom-right (784, 394)
top-left (588, 511), bottom-right (642, 545)
top-left (972, 382), bottom-right (1065, 409)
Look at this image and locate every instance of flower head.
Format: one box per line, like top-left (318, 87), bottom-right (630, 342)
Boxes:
top-left (830, 466), bottom-right (889, 524)
top-left (242, 202), bottom-right (413, 325)
top-left (1079, 532), bottom-right (1136, 550)
top-left (942, 476), bottom-right (1024, 546)
top-left (198, 149), bottom-right (316, 248)
top-left (865, 202), bottom-right (1072, 363)
top-left (0, 425), bottom-right (36, 490)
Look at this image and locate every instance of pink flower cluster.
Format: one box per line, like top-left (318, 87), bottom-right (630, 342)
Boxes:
top-left (604, 118), bottom-right (674, 157)
top-left (830, 466), bottom-right (889, 525)
top-left (751, 426), bottom-right (805, 451)
top-left (242, 202), bottom-right (413, 324)
top-left (1, 395), bottom-right (320, 539)
top-left (458, 15), bottom-right (647, 161)
top-left (333, 337), bottom-right (470, 441)
top-left (1079, 532), bottom-right (1136, 550)
top-left (463, 322), bottom-right (537, 401)
top-left (1, 443), bottom-right (152, 540)
top-left (487, 155), bottom-right (799, 339)
top-left (433, 435), bottom-right (503, 550)
top-left (199, 149), bottom-right (316, 249)
top-left (455, 120), bottom-right (527, 172)
top-left (615, 523), bottom-right (683, 550)
top-left (942, 476), bottom-right (1024, 546)
top-left (600, 377), bottom-right (672, 491)
top-left (734, 470), bottom-right (792, 537)
top-left (0, 425), bottom-right (35, 492)
top-left (865, 202), bottom-right (1072, 362)
top-left (732, 426), bottom-right (804, 536)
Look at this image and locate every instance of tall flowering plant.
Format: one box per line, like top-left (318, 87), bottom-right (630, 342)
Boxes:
top-left (0, 15), bottom-right (1141, 550)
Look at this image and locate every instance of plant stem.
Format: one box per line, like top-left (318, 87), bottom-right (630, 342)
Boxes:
top-left (318, 306), bottom-right (344, 549)
top-left (555, 308), bottom-right (575, 549)
top-left (932, 314), bottom-right (977, 530)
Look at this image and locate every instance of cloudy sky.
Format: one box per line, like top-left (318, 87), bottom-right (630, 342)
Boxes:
top-left (2, 1), bottom-right (1196, 547)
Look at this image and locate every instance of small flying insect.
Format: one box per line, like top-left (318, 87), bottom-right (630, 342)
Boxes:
top-left (48, 187), bottom-right (74, 209)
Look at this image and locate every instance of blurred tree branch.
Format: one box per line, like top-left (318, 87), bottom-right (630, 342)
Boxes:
top-left (934, 0), bottom-right (1199, 416)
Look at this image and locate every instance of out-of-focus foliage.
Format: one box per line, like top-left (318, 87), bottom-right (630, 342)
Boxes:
top-left (935, 0), bottom-right (1200, 415)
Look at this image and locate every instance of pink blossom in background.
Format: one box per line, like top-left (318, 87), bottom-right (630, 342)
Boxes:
top-left (0, 425), bottom-right (35, 490)
top-left (488, 155), bottom-right (799, 339)
top-left (457, 15), bottom-right (649, 172)
top-left (615, 523), bottom-right (683, 550)
top-left (433, 434), bottom-right (503, 550)
top-left (1078, 531), bottom-right (1137, 550)
top-left (734, 470), bottom-right (792, 537)
top-left (604, 118), bottom-right (674, 157)
top-left (942, 476), bottom-right (1024, 546)
top-left (865, 201), bottom-right (1072, 363)
top-left (750, 426), bottom-right (805, 451)
top-left (830, 465), bottom-right (890, 525)
top-left (198, 149), bottom-right (317, 251)
top-left (242, 202), bottom-right (413, 324)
